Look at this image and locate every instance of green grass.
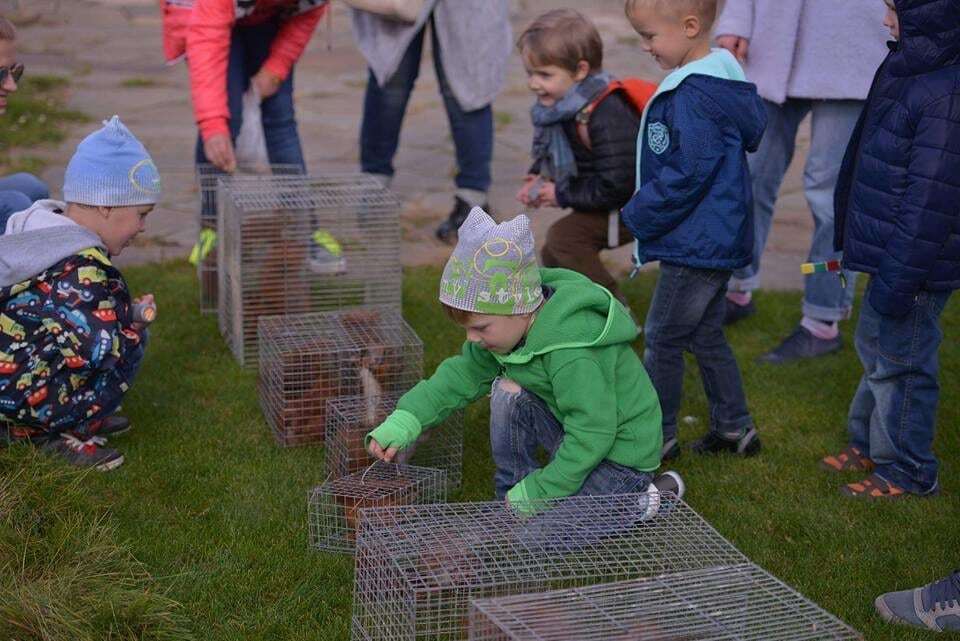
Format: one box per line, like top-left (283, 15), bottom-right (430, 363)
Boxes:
top-left (0, 74), bottom-right (89, 174)
top-left (120, 77), bottom-right (162, 89)
top-left (4, 261), bottom-right (958, 639)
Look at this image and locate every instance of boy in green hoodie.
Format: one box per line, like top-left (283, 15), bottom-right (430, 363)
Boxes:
top-left (366, 207), bottom-right (670, 511)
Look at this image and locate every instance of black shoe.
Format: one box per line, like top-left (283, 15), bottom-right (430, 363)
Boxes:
top-left (690, 427), bottom-right (761, 457)
top-left (723, 299), bottom-right (756, 326)
top-left (758, 326), bottom-right (842, 364)
top-left (661, 437), bottom-right (680, 461)
top-left (41, 433), bottom-right (124, 471)
top-left (435, 197), bottom-right (484, 245)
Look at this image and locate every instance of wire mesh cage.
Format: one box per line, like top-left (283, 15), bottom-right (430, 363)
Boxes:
top-left (258, 308), bottom-right (423, 446)
top-left (326, 393), bottom-right (465, 489)
top-left (308, 462), bottom-right (448, 555)
top-left (351, 493), bottom-right (750, 641)
top-left (468, 563), bottom-right (863, 640)
top-left (194, 164), bottom-right (303, 314)
top-left (218, 174), bottom-right (402, 365)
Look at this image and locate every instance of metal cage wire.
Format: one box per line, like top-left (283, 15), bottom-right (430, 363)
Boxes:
top-left (258, 308), bottom-right (422, 446)
top-left (308, 462), bottom-right (447, 555)
top-left (217, 174), bottom-right (402, 366)
top-left (351, 493), bottom-right (751, 641)
top-left (194, 164), bottom-right (303, 314)
top-left (326, 393), bottom-right (465, 489)
top-left (468, 563), bottom-right (862, 641)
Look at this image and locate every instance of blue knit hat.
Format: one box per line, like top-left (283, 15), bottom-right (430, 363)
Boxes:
top-left (63, 115), bottom-right (162, 206)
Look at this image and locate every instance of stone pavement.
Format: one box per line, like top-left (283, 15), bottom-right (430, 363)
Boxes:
top-left (17, 0), bottom-right (814, 290)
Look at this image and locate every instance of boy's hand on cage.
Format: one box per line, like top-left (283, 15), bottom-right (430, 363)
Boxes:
top-left (367, 437), bottom-right (398, 463)
top-left (203, 134), bottom-right (237, 173)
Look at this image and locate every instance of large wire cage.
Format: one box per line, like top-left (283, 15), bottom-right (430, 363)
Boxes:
top-left (308, 462), bottom-right (447, 555)
top-left (217, 174), bottom-right (402, 366)
top-left (326, 394), bottom-right (465, 489)
top-left (468, 563), bottom-right (863, 641)
top-left (351, 493), bottom-right (751, 641)
top-left (194, 164), bottom-right (303, 314)
top-left (258, 309), bottom-right (423, 446)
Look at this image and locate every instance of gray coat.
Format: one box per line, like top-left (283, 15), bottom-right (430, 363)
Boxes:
top-left (715, 0), bottom-right (890, 104)
top-left (351, 0), bottom-right (512, 112)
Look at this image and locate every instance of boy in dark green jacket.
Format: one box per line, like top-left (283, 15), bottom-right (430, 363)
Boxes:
top-left (367, 207), bottom-right (671, 511)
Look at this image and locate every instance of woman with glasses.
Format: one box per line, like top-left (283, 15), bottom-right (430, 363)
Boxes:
top-left (0, 16), bottom-right (49, 232)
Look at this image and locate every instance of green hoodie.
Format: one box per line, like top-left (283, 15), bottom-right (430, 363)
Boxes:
top-left (367, 267), bottom-right (662, 502)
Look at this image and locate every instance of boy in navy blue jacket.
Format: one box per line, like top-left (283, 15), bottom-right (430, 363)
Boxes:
top-left (621, 0), bottom-right (766, 460)
top-left (822, 0), bottom-right (960, 502)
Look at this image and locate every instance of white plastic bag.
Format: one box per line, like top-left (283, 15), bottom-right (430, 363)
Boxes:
top-left (234, 85), bottom-right (269, 172)
top-left (343, 0), bottom-right (425, 23)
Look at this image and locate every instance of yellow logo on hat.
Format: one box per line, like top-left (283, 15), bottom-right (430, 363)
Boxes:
top-left (129, 159), bottom-right (161, 194)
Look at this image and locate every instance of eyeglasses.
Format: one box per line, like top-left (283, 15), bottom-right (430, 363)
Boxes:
top-left (0, 63), bottom-right (24, 85)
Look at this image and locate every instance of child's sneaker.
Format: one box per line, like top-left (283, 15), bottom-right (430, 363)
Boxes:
top-left (41, 432), bottom-right (124, 471)
top-left (820, 445), bottom-right (874, 472)
top-left (875, 571), bottom-right (960, 632)
top-left (75, 414), bottom-right (131, 438)
top-left (690, 427), bottom-right (761, 456)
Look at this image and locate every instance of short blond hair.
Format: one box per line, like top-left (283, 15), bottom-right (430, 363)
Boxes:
top-left (517, 9), bottom-right (603, 73)
top-left (625, 0), bottom-right (718, 31)
top-left (0, 16), bottom-right (16, 41)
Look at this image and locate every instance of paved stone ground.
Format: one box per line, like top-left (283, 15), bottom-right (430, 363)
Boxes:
top-left (16, 0), bottom-right (815, 290)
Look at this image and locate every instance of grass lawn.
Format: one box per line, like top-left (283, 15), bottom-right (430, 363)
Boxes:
top-left (3, 261), bottom-right (958, 640)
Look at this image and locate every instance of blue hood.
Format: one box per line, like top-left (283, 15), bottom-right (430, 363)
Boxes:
top-left (889, 0), bottom-right (960, 76)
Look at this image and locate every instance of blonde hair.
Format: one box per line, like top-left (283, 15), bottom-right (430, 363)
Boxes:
top-left (0, 16), bottom-right (16, 41)
top-left (625, 0), bottom-right (718, 31)
top-left (517, 9), bottom-right (603, 73)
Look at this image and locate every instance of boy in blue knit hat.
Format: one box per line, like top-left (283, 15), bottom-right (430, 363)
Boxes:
top-left (0, 115), bottom-right (161, 471)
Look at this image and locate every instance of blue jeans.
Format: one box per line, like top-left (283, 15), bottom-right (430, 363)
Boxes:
top-left (359, 19), bottom-right (493, 192)
top-left (0, 172), bottom-right (49, 230)
top-left (730, 99), bottom-right (863, 321)
top-left (194, 19), bottom-right (306, 171)
top-left (645, 263), bottom-right (753, 443)
top-left (489, 378), bottom-right (653, 500)
top-left (847, 278), bottom-right (951, 494)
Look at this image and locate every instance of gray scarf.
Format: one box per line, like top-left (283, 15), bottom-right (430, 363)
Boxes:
top-left (530, 71), bottom-right (612, 185)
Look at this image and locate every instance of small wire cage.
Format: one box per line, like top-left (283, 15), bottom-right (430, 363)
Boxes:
top-left (469, 563), bottom-right (863, 641)
top-left (218, 174), bottom-right (402, 365)
top-left (326, 393), bottom-right (465, 489)
top-left (194, 164), bottom-right (303, 314)
top-left (351, 493), bottom-right (750, 641)
top-left (308, 463), bottom-right (447, 555)
top-left (258, 308), bottom-right (423, 446)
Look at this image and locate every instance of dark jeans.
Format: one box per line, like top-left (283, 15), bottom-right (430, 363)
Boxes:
top-left (359, 18), bottom-right (493, 192)
top-left (644, 263), bottom-right (753, 443)
top-left (489, 378), bottom-right (653, 500)
top-left (194, 19), bottom-right (306, 171)
top-left (847, 278), bottom-right (951, 494)
top-left (0, 173), bottom-right (49, 231)
top-left (541, 211), bottom-right (633, 303)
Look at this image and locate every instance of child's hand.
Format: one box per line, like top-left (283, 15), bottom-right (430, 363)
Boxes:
top-left (367, 437), bottom-right (399, 463)
top-left (516, 174), bottom-right (539, 206)
top-left (203, 134), bottom-right (237, 173)
top-left (536, 180), bottom-right (558, 208)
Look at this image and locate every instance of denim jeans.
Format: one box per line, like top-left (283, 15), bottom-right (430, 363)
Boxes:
top-left (359, 18), bottom-right (493, 192)
top-left (0, 172), bottom-right (49, 230)
top-left (489, 378), bottom-right (653, 500)
top-left (730, 99), bottom-right (863, 321)
top-left (846, 278), bottom-right (951, 493)
top-left (644, 263), bottom-right (753, 443)
top-left (194, 19), bottom-right (306, 171)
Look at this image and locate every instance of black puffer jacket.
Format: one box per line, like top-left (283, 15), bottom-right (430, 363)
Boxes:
top-left (532, 92), bottom-right (640, 213)
top-left (833, 0), bottom-right (960, 316)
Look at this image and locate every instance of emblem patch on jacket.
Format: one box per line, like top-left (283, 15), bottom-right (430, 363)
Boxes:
top-left (647, 121), bottom-right (670, 155)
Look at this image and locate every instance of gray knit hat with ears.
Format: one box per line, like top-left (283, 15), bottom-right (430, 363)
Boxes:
top-left (439, 207), bottom-right (543, 315)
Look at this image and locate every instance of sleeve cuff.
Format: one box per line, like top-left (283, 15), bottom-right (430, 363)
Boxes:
top-left (364, 408), bottom-right (422, 451)
top-left (199, 118), bottom-right (230, 142)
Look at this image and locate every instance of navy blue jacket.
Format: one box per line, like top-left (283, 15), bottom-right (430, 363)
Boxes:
top-left (834, 0), bottom-right (960, 316)
top-left (622, 51), bottom-right (766, 270)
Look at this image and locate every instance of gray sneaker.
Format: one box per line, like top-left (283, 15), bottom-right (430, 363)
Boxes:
top-left (875, 571), bottom-right (960, 632)
top-left (41, 433), bottom-right (124, 471)
top-left (758, 326), bottom-right (841, 364)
